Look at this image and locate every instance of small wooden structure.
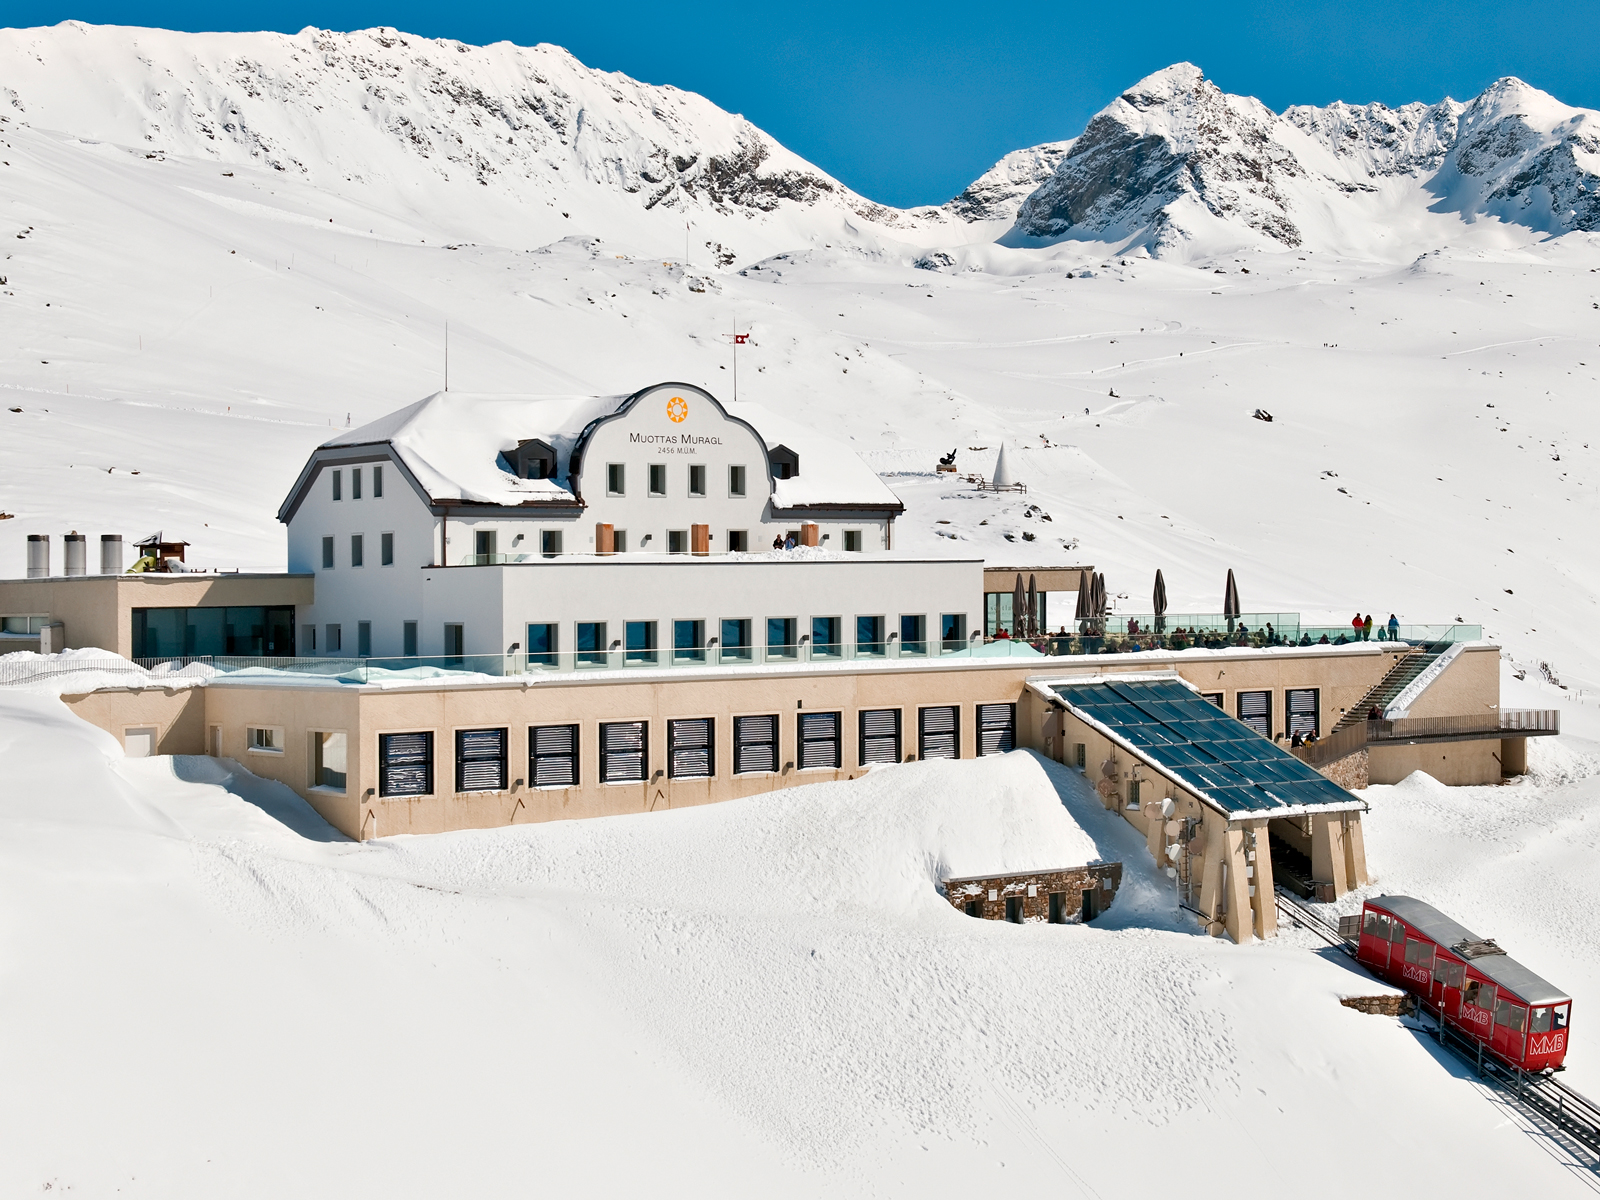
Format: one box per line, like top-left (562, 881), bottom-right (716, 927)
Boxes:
top-left (132, 532), bottom-right (189, 572)
top-left (944, 862), bottom-right (1122, 924)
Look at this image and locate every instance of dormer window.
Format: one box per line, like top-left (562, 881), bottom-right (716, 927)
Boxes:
top-left (513, 439), bottom-right (557, 481)
top-left (768, 445), bottom-right (799, 480)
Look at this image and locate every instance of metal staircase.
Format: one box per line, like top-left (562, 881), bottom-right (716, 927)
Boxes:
top-left (1334, 645), bottom-right (1446, 732)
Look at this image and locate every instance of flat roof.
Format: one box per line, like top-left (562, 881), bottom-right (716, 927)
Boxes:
top-left (1046, 676), bottom-right (1366, 819)
top-left (1369, 895), bottom-right (1568, 1006)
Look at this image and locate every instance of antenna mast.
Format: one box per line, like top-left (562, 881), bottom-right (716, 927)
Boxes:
top-left (444, 321), bottom-right (450, 392)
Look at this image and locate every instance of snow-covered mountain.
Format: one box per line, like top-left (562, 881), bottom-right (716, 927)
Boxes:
top-left (0, 21), bottom-right (918, 257)
top-left (1008, 63), bottom-right (1600, 257)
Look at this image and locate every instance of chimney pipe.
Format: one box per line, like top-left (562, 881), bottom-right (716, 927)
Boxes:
top-left (63, 532), bottom-right (86, 576)
top-left (100, 534), bottom-right (123, 575)
top-left (27, 534), bottom-right (49, 578)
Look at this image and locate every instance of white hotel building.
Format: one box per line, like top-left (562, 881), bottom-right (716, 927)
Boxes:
top-left (277, 382), bottom-right (984, 666)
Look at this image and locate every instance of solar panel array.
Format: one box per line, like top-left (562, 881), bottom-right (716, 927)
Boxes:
top-left (1052, 678), bottom-right (1357, 815)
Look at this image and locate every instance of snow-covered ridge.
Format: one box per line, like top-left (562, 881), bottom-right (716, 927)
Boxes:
top-left (0, 21), bottom-right (914, 249)
top-left (1008, 62), bottom-right (1600, 257)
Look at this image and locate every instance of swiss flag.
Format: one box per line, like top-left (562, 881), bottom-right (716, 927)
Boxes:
top-left (733, 333), bottom-right (749, 344)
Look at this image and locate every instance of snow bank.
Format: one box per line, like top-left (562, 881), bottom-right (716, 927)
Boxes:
top-left (0, 648), bottom-right (210, 696)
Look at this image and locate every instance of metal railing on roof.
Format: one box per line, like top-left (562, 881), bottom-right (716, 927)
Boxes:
top-left (1025, 621), bottom-right (1483, 658)
top-left (1289, 709), bottom-right (1560, 766)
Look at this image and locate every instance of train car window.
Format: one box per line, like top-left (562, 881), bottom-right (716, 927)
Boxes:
top-left (1531, 1007), bottom-right (1553, 1033)
top-left (1495, 1000), bottom-right (1526, 1031)
top-left (1389, 920), bottom-right (1407, 943)
top-left (1554, 1004), bottom-right (1570, 1030)
top-left (1433, 960), bottom-right (1465, 989)
top-left (1463, 981), bottom-right (1497, 1010)
top-left (1363, 911), bottom-right (1389, 938)
top-left (1404, 938), bottom-right (1435, 967)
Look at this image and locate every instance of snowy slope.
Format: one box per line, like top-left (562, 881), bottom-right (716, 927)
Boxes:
top-left (2, 689), bottom-right (1597, 1196)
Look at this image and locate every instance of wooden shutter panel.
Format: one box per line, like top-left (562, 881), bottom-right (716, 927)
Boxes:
top-left (668, 718), bottom-right (714, 778)
top-left (859, 709), bottom-right (901, 765)
top-left (380, 732), bottom-right (433, 797)
top-left (456, 728), bottom-right (507, 792)
top-left (531, 724), bottom-right (579, 787)
top-left (918, 706), bottom-right (959, 759)
top-left (976, 704), bottom-right (1015, 755)
top-left (601, 721), bottom-right (648, 782)
top-left (734, 715), bottom-right (778, 774)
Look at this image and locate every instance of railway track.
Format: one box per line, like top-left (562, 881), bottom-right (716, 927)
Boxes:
top-left (1273, 888), bottom-right (1600, 1167)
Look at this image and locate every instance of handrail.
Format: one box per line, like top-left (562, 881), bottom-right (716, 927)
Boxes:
top-left (1369, 710), bottom-right (1560, 741)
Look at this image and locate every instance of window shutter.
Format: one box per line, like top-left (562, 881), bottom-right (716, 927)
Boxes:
top-left (918, 705), bottom-right (959, 760)
top-left (601, 721), bottom-right (648, 783)
top-left (1236, 691), bottom-right (1271, 737)
top-left (456, 728), bottom-right (507, 793)
top-left (798, 712), bottom-right (841, 769)
top-left (380, 732), bottom-right (433, 797)
top-left (531, 724), bottom-right (579, 787)
top-left (1287, 688), bottom-right (1319, 736)
top-left (859, 709), bottom-right (901, 765)
top-left (734, 715), bottom-right (778, 774)
top-left (976, 703), bottom-right (1016, 756)
top-left (668, 718), bottom-right (714, 778)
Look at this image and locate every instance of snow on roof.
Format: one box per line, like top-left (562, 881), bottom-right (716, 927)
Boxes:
top-left (318, 389), bottom-right (902, 510)
top-left (325, 391), bottom-right (624, 505)
top-left (733, 400), bottom-right (902, 510)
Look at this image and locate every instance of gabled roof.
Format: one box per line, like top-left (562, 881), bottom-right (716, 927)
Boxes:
top-left (1043, 675), bottom-right (1367, 819)
top-left (279, 383), bottom-right (902, 519)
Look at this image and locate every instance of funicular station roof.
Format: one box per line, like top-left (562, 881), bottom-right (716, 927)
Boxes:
top-left (1045, 676), bottom-right (1366, 821)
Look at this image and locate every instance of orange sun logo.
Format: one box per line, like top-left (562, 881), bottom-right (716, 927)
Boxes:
top-left (667, 396), bottom-right (688, 423)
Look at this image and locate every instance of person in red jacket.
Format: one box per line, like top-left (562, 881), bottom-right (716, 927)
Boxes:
top-left (1352, 612), bottom-right (1364, 640)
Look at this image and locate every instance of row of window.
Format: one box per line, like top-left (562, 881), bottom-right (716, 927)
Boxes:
top-left (526, 615), bottom-right (969, 663)
top-left (1200, 688), bottom-right (1320, 739)
top-left (321, 533), bottom-right (395, 569)
top-left (360, 704), bottom-right (1018, 796)
top-left (330, 466), bottom-right (383, 502)
top-left (604, 462), bottom-right (748, 499)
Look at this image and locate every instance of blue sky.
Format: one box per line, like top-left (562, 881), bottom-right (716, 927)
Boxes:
top-left (6, 1), bottom-right (1596, 206)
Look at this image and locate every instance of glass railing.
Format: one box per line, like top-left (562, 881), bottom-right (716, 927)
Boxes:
top-left (1022, 620), bottom-right (1484, 658)
top-left (125, 639), bottom-right (987, 684)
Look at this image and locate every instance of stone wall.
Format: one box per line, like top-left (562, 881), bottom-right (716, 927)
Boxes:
top-left (1317, 748), bottom-right (1369, 790)
top-left (943, 863), bottom-right (1123, 923)
top-left (1339, 994), bottom-right (1415, 1017)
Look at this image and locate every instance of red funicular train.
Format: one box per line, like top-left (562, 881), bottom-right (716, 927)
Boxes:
top-left (1356, 895), bottom-right (1571, 1072)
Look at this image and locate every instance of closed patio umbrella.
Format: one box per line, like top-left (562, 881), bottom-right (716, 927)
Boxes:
top-left (1093, 572), bottom-right (1108, 630)
top-left (1027, 573), bottom-right (1038, 639)
top-left (1074, 569), bottom-right (1091, 634)
top-left (1224, 568), bottom-right (1241, 633)
top-left (1012, 573), bottom-right (1025, 638)
top-left (1153, 569), bottom-right (1168, 634)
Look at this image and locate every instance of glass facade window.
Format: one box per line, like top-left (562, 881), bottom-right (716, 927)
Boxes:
top-left (613, 530), bottom-right (628, 554)
top-left (668, 530), bottom-right (688, 554)
top-left (373, 465), bottom-right (383, 498)
top-left (767, 617), bottom-right (797, 659)
top-left (132, 606), bottom-right (295, 658)
top-left (351, 534), bottom-right (364, 568)
top-left (403, 621), bottom-right (418, 657)
top-left (720, 618), bottom-right (752, 662)
top-left (856, 615), bottom-right (885, 656)
top-left (727, 530), bottom-right (748, 553)
top-left (673, 619), bottom-right (705, 663)
top-left (541, 530), bottom-right (562, 558)
top-left (729, 465), bottom-right (746, 497)
top-left (577, 622), bottom-right (608, 666)
top-left (381, 532), bottom-right (394, 566)
top-left (331, 469), bottom-right (342, 501)
top-left (688, 464), bottom-right (706, 496)
top-left (607, 464), bottom-right (625, 495)
top-left (649, 464), bottom-right (666, 495)
top-left (941, 613), bottom-right (967, 653)
top-left (322, 537), bottom-right (334, 569)
top-left (325, 623), bottom-right (342, 653)
top-left (443, 624), bottom-right (464, 660)
top-left (900, 614), bottom-right (927, 656)
top-left (625, 620), bottom-right (657, 665)
top-left (811, 616), bottom-right (841, 658)
top-left (352, 468), bottom-right (362, 500)
top-left (527, 622), bottom-right (557, 668)
top-left (843, 530), bottom-right (862, 553)
top-left (357, 621), bottom-right (372, 657)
